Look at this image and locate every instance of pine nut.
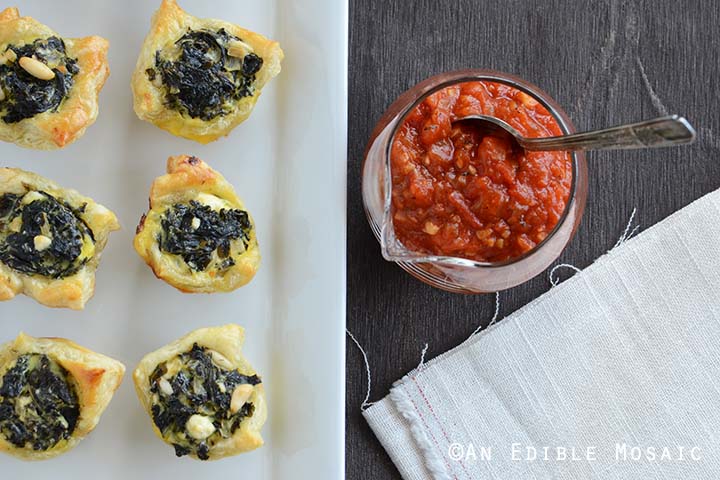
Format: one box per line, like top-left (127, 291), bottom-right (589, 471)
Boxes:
top-left (4, 49), bottom-right (16, 62)
top-left (185, 414), bottom-right (216, 440)
top-left (209, 350), bottom-right (234, 369)
top-left (19, 56), bottom-right (55, 81)
top-left (230, 384), bottom-right (254, 413)
top-left (158, 378), bottom-right (173, 396)
top-left (33, 235), bottom-right (52, 251)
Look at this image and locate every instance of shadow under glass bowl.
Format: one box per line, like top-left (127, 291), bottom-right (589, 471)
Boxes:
top-left (361, 69), bottom-right (589, 293)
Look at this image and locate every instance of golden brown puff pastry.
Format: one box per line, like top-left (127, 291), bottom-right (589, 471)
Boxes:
top-left (0, 7), bottom-right (109, 150)
top-left (134, 155), bottom-right (260, 293)
top-left (0, 168), bottom-right (120, 309)
top-left (131, 0), bottom-right (283, 144)
top-left (133, 324), bottom-right (266, 460)
top-left (0, 332), bottom-right (125, 461)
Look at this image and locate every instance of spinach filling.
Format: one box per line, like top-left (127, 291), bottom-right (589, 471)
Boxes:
top-left (0, 37), bottom-right (79, 123)
top-left (0, 354), bottom-right (80, 451)
top-left (0, 191), bottom-right (95, 278)
top-left (158, 200), bottom-right (252, 272)
top-left (149, 343), bottom-right (261, 460)
top-left (148, 28), bottom-right (263, 121)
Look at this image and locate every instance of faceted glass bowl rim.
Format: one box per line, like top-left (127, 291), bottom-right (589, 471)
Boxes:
top-left (380, 70), bottom-right (580, 269)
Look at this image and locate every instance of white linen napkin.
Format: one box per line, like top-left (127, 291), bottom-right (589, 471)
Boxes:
top-left (364, 188), bottom-right (720, 480)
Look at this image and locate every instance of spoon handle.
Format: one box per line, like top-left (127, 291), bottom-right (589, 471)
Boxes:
top-left (520, 115), bottom-right (696, 152)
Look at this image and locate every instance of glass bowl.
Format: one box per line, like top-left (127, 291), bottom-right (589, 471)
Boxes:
top-left (361, 69), bottom-right (588, 293)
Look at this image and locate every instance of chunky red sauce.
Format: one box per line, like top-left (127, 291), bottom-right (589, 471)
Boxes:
top-left (390, 81), bottom-right (572, 262)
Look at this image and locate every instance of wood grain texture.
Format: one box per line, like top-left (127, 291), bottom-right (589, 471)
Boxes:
top-left (346, 0), bottom-right (720, 478)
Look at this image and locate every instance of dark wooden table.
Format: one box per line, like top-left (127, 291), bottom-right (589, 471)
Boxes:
top-left (346, 1), bottom-right (720, 478)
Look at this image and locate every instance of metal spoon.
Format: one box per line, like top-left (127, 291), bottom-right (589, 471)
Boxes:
top-left (452, 114), bottom-right (696, 151)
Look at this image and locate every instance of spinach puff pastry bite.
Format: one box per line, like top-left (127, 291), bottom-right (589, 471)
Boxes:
top-left (134, 155), bottom-right (260, 293)
top-left (134, 325), bottom-right (266, 460)
top-left (0, 168), bottom-right (120, 309)
top-left (0, 333), bottom-right (125, 461)
top-left (132, 0), bottom-right (284, 143)
top-left (0, 7), bottom-right (109, 149)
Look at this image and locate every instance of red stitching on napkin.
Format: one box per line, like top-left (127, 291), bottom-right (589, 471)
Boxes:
top-left (412, 376), bottom-right (473, 480)
top-left (406, 384), bottom-right (460, 480)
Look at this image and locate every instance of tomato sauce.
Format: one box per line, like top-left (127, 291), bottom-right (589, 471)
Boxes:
top-left (390, 81), bottom-right (572, 262)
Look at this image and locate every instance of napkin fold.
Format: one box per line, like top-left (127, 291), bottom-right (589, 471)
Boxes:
top-left (364, 189), bottom-right (720, 479)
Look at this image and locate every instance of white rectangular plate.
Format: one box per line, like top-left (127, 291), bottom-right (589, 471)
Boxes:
top-left (0, 0), bottom-right (347, 478)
